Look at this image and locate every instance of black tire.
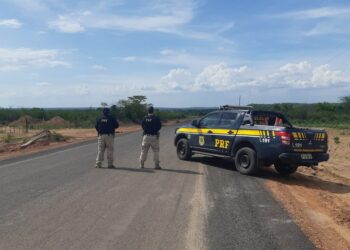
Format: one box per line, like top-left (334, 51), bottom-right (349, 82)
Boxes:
top-left (176, 138), bottom-right (192, 160)
top-left (234, 147), bottom-right (258, 175)
top-left (274, 163), bottom-right (298, 176)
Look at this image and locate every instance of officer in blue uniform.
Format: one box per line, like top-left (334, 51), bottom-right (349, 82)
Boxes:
top-left (95, 107), bottom-right (119, 168)
top-left (139, 106), bottom-right (162, 169)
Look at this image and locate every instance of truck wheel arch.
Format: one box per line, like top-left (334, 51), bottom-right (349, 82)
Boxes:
top-left (231, 140), bottom-right (257, 157)
top-left (175, 134), bottom-right (188, 146)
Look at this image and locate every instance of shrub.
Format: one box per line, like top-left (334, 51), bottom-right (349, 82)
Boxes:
top-left (334, 136), bottom-right (340, 144)
top-left (3, 134), bottom-right (14, 143)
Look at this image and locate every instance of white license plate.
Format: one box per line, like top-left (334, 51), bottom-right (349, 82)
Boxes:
top-left (301, 154), bottom-right (313, 160)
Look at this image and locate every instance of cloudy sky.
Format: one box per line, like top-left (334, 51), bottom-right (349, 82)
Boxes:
top-left (0, 0), bottom-right (350, 107)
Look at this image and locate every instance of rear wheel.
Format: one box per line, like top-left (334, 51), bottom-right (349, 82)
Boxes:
top-left (234, 147), bottom-right (258, 175)
top-left (176, 138), bottom-right (192, 160)
top-left (274, 163), bottom-right (298, 176)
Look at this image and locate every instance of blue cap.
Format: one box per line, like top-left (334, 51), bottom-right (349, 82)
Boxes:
top-left (103, 107), bottom-right (110, 115)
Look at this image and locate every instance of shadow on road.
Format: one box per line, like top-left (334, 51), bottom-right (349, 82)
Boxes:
top-left (99, 167), bottom-right (155, 173)
top-left (190, 156), bottom-right (350, 194)
top-left (191, 156), bottom-right (236, 171)
top-left (159, 168), bottom-right (203, 175)
top-left (98, 167), bottom-right (202, 175)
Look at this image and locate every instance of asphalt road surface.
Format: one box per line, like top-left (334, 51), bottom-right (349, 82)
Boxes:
top-left (0, 125), bottom-right (314, 250)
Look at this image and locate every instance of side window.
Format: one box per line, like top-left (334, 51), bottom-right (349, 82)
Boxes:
top-left (199, 112), bottom-right (221, 128)
top-left (218, 112), bottom-right (237, 128)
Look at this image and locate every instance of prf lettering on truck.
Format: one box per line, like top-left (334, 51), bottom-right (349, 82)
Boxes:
top-left (215, 139), bottom-right (229, 149)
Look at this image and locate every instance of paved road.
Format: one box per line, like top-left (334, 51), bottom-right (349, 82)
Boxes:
top-left (0, 125), bottom-right (314, 250)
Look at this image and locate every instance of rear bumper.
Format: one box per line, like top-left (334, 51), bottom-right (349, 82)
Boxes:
top-left (278, 152), bottom-right (329, 166)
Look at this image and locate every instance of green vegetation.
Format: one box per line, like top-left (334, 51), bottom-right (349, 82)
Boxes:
top-left (250, 95), bottom-right (350, 128)
top-left (0, 95), bottom-right (349, 129)
top-left (49, 132), bottom-right (67, 142)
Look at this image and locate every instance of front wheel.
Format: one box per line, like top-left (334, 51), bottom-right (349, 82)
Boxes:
top-left (234, 147), bottom-right (258, 175)
top-left (176, 138), bottom-right (192, 160)
top-left (274, 163), bottom-right (298, 176)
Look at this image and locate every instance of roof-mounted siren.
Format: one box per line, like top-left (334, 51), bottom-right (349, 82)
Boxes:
top-left (220, 105), bottom-right (253, 112)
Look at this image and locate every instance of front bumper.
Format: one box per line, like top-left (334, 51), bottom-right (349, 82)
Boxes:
top-left (278, 152), bottom-right (329, 166)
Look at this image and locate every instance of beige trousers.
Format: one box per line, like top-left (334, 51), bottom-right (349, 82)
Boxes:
top-left (139, 135), bottom-right (160, 165)
top-left (96, 134), bottom-right (115, 166)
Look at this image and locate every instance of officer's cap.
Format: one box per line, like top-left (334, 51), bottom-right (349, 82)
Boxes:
top-left (102, 107), bottom-right (110, 115)
top-left (148, 106), bottom-right (154, 114)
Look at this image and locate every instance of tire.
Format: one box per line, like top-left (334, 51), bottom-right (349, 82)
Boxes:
top-left (176, 138), bottom-right (192, 160)
top-left (234, 147), bottom-right (258, 175)
top-left (274, 163), bottom-right (298, 176)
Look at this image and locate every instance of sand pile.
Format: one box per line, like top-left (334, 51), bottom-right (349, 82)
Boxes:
top-left (45, 116), bottom-right (70, 127)
top-left (9, 115), bottom-right (36, 127)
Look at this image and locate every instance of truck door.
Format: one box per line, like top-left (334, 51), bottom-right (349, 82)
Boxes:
top-left (212, 112), bottom-right (239, 155)
top-left (190, 112), bottom-right (221, 152)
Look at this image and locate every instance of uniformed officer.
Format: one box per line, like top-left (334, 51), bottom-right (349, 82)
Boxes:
top-left (139, 106), bottom-right (162, 169)
top-left (95, 107), bottom-right (119, 168)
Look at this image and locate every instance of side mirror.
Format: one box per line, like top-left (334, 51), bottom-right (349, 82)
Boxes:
top-left (191, 120), bottom-right (199, 127)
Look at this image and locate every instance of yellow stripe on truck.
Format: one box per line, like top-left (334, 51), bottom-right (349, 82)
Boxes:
top-left (177, 128), bottom-right (262, 137)
top-left (292, 132), bottom-right (298, 139)
top-left (236, 130), bottom-right (261, 136)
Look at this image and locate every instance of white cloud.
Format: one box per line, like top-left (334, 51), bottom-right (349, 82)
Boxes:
top-left (311, 64), bottom-right (347, 86)
top-left (304, 21), bottom-right (350, 36)
top-left (156, 61), bottom-right (350, 93)
top-left (92, 64), bottom-right (107, 70)
top-left (159, 68), bottom-right (192, 91)
top-left (44, 1), bottom-right (232, 40)
top-left (281, 7), bottom-right (350, 19)
top-left (193, 63), bottom-right (250, 91)
top-left (49, 15), bottom-right (85, 33)
top-left (266, 62), bottom-right (350, 88)
top-left (279, 61), bottom-right (312, 74)
top-left (272, 6), bottom-right (350, 36)
top-left (47, 1), bottom-right (195, 34)
top-left (160, 49), bottom-right (175, 55)
top-left (156, 64), bottom-right (253, 92)
top-left (122, 56), bottom-right (137, 62)
top-left (0, 48), bottom-right (70, 71)
top-left (0, 19), bottom-right (22, 29)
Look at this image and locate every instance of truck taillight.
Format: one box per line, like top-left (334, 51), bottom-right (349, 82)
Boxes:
top-left (276, 131), bottom-right (291, 145)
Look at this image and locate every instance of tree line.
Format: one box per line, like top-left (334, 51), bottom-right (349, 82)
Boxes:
top-left (0, 95), bottom-right (349, 128)
top-left (250, 96), bottom-right (350, 127)
top-left (0, 96), bottom-right (211, 128)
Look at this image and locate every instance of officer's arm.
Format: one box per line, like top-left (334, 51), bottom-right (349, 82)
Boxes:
top-left (141, 118), bottom-right (145, 129)
top-left (158, 117), bottom-right (162, 130)
top-left (95, 119), bottom-right (99, 131)
top-left (115, 119), bottom-right (119, 129)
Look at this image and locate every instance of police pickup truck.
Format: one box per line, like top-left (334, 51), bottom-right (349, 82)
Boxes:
top-left (174, 105), bottom-right (329, 176)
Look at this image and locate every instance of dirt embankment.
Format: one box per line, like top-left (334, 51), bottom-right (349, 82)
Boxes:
top-left (0, 120), bottom-right (184, 161)
top-left (0, 125), bottom-right (141, 161)
top-left (265, 128), bottom-right (350, 250)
